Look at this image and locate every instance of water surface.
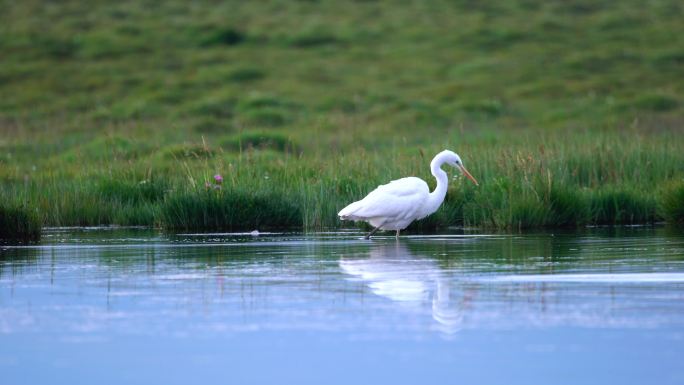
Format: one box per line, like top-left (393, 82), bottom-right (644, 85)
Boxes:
top-left (1, 228), bottom-right (684, 384)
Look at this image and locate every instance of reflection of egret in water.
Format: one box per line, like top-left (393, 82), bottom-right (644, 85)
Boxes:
top-left (339, 241), bottom-right (473, 335)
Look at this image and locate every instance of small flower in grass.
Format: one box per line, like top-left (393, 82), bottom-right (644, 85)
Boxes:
top-left (205, 181), bottom-right (212, 190)
top-left (214, 174), bottom-right (223, 184)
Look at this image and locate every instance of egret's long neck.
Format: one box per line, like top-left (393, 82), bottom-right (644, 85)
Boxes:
top-left (423, 155), bottom-right (449, 216)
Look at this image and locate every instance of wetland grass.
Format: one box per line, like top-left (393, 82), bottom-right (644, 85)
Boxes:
top-left (2, 130), bottom-right (682, 233)
top-left (661, 181), bottom-right (684, 225)
top-left (160, 187), bottom-right (302, 231)
top-left (0, 203), bottom-right (41, 241)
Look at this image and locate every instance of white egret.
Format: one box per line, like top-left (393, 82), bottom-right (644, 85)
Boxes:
top-left (338, 150), bottom-right (478, 239)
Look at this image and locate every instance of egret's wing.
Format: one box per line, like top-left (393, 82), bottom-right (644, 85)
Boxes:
top-left (338, 177), bottom-right (429, 221)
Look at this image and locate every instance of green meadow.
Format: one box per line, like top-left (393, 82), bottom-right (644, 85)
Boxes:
top-left (1, 0), bottom-right (683, 238)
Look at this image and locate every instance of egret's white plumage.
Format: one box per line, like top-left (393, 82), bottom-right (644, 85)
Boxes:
top-left (338, 150), bottom-right (478, 238)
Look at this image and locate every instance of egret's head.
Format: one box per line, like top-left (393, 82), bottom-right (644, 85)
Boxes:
top-left (439, 150), bottom-right (478, 186)
top-left (440, 150), bottom-right (462, 168)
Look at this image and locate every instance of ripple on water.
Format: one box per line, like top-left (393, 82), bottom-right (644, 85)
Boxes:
top-left (482, 272), bottom-right (684, 283)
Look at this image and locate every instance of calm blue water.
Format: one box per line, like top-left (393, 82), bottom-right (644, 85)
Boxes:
top-left (1, 228), bottom-right (684, 385)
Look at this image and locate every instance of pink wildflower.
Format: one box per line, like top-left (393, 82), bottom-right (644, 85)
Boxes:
top-left (214, 174), bottom-right (223, 184)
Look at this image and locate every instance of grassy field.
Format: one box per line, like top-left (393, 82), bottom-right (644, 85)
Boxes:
top-left (1, 0), bottom-right (683, 237)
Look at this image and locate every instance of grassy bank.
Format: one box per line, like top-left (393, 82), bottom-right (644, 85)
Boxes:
top-left (661, 181), bottom-right (684, 226)
top-left (2, 129), bottom-right (682, 232)
top-left (0, 203), bottom-right (41, 241)
top-left (1, 0), bottom-right (683, 234)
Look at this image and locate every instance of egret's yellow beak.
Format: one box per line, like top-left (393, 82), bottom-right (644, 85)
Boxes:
top-left (458, 165), bottom-right (479, 186)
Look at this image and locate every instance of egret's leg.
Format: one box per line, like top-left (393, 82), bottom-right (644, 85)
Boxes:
top-left (365, 226), bottom-right (381, 240)
top-left (395, 230), bottom-right (400, 238)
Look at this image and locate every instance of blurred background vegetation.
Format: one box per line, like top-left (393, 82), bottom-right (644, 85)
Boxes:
top-left (1, 0), bottom-right (683, 236)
